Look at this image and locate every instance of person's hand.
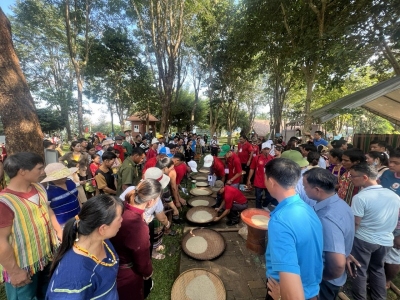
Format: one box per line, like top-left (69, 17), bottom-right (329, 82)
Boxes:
top-left (246, 182), bottom-right (252, 189)
top-left (227, 179), bottom-right (232, 185)
top-left (179, 197), bottom-right (187, 206)
top-left (267, 277), bottom-right (280, 300)
top-left (213, 216), bottom-right (220, 222)
top-left (175, 201), bottom-right (182, 208)
top-left (346, 254), bottom-right (361, 278)
top-left (9, 269), bottom-right (32, 287)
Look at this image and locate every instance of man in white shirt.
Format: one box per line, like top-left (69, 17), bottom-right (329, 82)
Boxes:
top-left (349, 163), bottom-right (400, 300)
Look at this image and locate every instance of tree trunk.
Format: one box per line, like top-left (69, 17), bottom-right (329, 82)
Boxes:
top-left (0, 9), bottom-right (44, 156)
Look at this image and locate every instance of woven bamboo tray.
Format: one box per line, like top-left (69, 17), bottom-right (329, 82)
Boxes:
top-left (196, 181), bottom-right (209, 187)
top-left (181, 228), bottom-right (226, 260)
top-left (199, 167), bottom-right (210, 174)
top-left (190, 187), bottom-right (213, 196)
top-left (190, 173), bottom-right (208, 181)
top-left (187, 196), bottom-right (216, 207)
top-left (186, 206), bottom-right (217, 224)
top-left (171, 268), bottom-right (226, 300)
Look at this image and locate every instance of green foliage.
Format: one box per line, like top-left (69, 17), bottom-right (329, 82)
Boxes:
top-left (36, 108), bottom-right (66, 132)
top-left (169, 89), bottom-right (208, 131)
top-left (85, 26), bottom-right (157, 127)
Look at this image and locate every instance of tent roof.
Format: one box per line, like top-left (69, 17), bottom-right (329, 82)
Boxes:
top-left (288, 76), bottom-right (400, 126)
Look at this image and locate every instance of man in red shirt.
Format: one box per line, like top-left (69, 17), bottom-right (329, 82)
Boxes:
top-left (146, 138), bottom-right (159, 161)
top-left (203, 154), bottom-right (225, 181)
top-left (142, 151), bottom-right (168, 177)
top-left (237, 135), bottom-right (253, 184)
top-left (225, 146), bottom-right (242, 188)
top-left (247, 141), bottom-right (277, 210)
top-left (172, 153), bottom-right (188, 185)
top-left (213, 184), bottom-right (248, 225)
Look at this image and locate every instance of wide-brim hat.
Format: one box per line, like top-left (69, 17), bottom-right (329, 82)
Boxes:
top-left (218, 144), bottom-right (231, 157)
top-left (212, 180), bottom-right (224, 192)
top-left (41, 163), bottom-right (78, 183)
top-left (144, 167), bottom-right (170, 189)
top-left (281, 150), bottom-right (309, 168)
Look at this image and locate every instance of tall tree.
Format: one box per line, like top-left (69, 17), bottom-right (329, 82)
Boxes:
top-left (130, 0), bottom-right (185, 133)
top-left (0, 8), bottom-right (44, 155)
top-left (11, 0), bottom-right (76, 140)
top-left (85, 26), bottom-right (156, 130)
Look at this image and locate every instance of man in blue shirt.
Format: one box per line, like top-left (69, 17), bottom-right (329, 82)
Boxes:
top-left (303, 168), bottom-right (355, 300)
top-left (264, 158), bottom-right (323, 300)
top-left (313, 131), bottom-right (328, 148)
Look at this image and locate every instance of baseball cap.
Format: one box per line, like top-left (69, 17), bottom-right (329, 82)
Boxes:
top-left (187, 160), bottom-right (198, 172)
top-left (144, 167), bottom-right (170, 188)
top-left (281, 150), bottom-right (308, 168)
top-left (151, 137), bottom-right (159, 144)
top-left (203, 154), bottom-right (214, 167)
top-left (159, 147), bottom-right (173, 158)
top-left (218, 144), bottom-right (231, 157)
top-left (262, 141), bottom-right (273, 149)
top-left (212, 180), bottom-right (224, 192)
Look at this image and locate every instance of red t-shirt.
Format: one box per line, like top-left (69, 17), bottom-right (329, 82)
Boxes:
top-left (175, 163), bottom-right (187, 185)
top-left (223, 186), bottom-right (247, 209)
top-left (146, 148), bottom-right (157, 161)
top-left (237, 142), bottom-right (252, 164)
top-left (251, 144), bottom-right (259, 159)
top-left (213, 157), bottom-right (225, 178)
top-left (142, 157), bottom-right (157, 176)
top-left (114, 144), bottom-right (125, 162)
top-left (250, 154), bottom-right (274, 188)
top-left (227, 153), bottom-right (242, 184)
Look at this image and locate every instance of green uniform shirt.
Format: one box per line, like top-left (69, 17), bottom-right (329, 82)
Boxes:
top-left (117, 157), bottom-right (141, 195)
top-left (122, 141), bottom-right (133, 159)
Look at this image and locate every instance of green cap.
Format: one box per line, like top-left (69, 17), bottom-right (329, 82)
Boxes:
top-left (281, 150), bottom-right (309, 168)
top-left (218, 144), bottom-right (231, 157)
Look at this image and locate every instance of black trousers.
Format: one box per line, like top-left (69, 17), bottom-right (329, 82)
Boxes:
top-left (319, 280), bottom-right (340, 300)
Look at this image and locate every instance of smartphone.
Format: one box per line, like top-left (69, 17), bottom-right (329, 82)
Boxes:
top-left (350, 262), bottom-right (358, 277)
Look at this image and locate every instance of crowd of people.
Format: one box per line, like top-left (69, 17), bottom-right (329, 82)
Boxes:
top-left (0, 129), bottom-right (400, 300)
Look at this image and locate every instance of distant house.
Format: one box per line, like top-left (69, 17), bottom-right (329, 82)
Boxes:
top-left (127, 113), bottom-right (159, 134)
top-left (252, 119), bottom-right (270, 138)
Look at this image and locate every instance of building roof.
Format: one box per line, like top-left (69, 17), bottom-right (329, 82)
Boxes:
top-left (288, 76), bottom-right (400, 126)
top-left (127, 113), bottom-right (159, 122)
top-left (252, 119), bottom-right (270, 137)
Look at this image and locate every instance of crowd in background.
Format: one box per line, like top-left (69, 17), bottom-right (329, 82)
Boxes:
top-left (0, 128), bottom-right (400, 300)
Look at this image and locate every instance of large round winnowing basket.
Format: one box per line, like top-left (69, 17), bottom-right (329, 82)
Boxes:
top-left (171, 268), bottom-right (226, 300)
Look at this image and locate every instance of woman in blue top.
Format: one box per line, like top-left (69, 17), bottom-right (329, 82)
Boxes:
top-left (42, 163), bottom-right (81, 227)
top-left (46, 194), bottom-right (124, 299)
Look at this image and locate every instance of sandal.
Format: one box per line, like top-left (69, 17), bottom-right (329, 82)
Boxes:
top-left (152, 251), bottom-right (165, 260)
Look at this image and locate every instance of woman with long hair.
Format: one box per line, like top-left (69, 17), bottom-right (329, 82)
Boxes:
top-left (46, 195), bottom-right (123, 299)
top-left (110, 179), bottom-right (162, 300)
top-left (366, 151), bottom-right (389, 179)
